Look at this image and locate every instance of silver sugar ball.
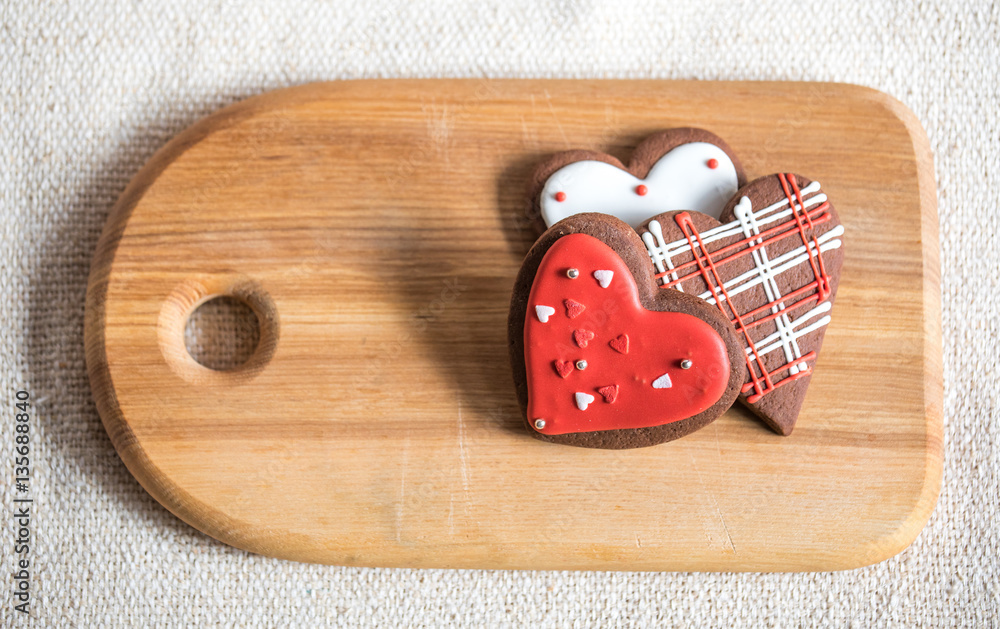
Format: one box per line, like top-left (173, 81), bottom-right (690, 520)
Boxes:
top-left (575, 359), bottom-right (588, 370)
top-left (566, 268), bottom-right (580, 279)
top-left (680, 359), bottom-right (693, 369)
top-left (534, 419), bottom-right (547, 430)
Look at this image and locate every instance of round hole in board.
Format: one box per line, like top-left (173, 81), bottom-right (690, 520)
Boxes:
top-left (184, 295), bottom-right (261, 371)
top-left (158, 273), bottom-right (279, 386)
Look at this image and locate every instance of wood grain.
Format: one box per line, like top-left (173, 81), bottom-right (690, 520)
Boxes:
top-left (84, 80), bottom-right (942, 571)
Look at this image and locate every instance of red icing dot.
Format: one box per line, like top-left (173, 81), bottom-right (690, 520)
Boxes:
top-left (554, 191), bottom-right (567, 202)
top-left (707, 158), bottom-right (719, 169)
top-left (564, 299), bottom-right (586, 319)
top-left (553, 360), bottom-right (574, 378)
top-left (598, 385), bottom-right (619, 404)
top-left (573, 329), bottom-right (595, 348)
top-left (635, 184), bottom-right (648, 196)
top-left (609, 334), bottom-right (629, 355)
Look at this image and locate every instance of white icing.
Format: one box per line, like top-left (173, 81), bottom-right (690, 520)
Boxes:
top-left (641, 181), bottom-right (842, 375)
top-left (697, 226), bottom-right (843, 305)
top-left (540, 142), bottom-right (739, 228)
top-left (652, 373), bottom-right (673, 389)
top-left (642, 181), bottom-right (828, 286)
top-left (731, 196), bottom-right (819, 375)
top-left (593, 270), bottom-right (614, 288)
top-left (575, 392), bottom-right (595, 411)
top-left (535, 305), bottom-right (555, 323)
top-left (747, 302), bottom-right (832, 363)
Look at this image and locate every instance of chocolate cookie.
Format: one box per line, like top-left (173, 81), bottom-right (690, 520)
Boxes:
top-left (508, 213), bottom-right (745, 449)
top-left (528, 128), bottom-right (746, 230)
top-left (638, 173), bottom-right (844, 435)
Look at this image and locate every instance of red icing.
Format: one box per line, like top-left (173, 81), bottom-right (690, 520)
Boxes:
top-left (598, 385), bottom-right (619, 404)
top-left (707, 158), bottom-right (719, 169)
top-left (657, 175), bottom-right (834, 404)
top-left (609, 334), bottom-right (629, 355)
top-left (780, 173), bottom-right (832, 303)
top-left (563, 299), bottom-right (586, 319)
top-left (573, 329), bottom-right (595, 348)
top-left (672, 211), bottom-right (779, 403)
top-left (524, 233), bottom-right (731, 435)
top-left (636, 184), bottom-right (648, 196)
top-left (553, 360), bottom-right (574, 378)
top-left (554, 191), bottom-right (567, 202)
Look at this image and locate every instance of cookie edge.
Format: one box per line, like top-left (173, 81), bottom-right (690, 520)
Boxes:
top-left (508, 212), bottom-right (744, 449)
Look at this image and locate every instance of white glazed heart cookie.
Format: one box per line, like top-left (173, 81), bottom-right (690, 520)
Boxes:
top-left (527, 128), bottom-right (746, 229)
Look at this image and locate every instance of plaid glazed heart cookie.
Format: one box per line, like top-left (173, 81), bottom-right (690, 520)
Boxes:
top-left (639, 173), bottom-right (844, 435)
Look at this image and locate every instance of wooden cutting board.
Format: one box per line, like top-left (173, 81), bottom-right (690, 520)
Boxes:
top-left (85, 80), bottom-right (942, 571)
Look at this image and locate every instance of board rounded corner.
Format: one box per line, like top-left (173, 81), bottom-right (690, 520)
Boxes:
top-left (841, 448), bottom-right (943, 572)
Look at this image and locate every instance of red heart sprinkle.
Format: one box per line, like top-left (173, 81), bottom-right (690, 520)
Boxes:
top-left (564, 299), bottom-right (586, 319)
top-left (553, 360), bottom-right (574, 378)
top-left (573, 329), bottom-right (595, 348)
top-left (609, 334), bottom-right (629, 354)
top-left (597, 385), bottom-right (619, 404)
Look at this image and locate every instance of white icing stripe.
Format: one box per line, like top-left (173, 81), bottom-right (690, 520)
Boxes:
top-left (747, 302), bottom-right (832, 361)
top-left (540, 142), bottom-right (739, 228)
top-left (734, 196), bottom-right (802, 373)
top-left (641, 181), bottom-right (840, 383)
top-left (640, 183), bottom-right (830, 293)
top-left (640, 181), bottom-right (826, 261)
top-left (697, 227), bottom-right (844, 304)
top-left (643, 219), bottom-right (684, 291)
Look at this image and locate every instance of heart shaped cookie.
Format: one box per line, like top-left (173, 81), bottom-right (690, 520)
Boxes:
top-left (639, 173), bottom-right (844, 435)
top-left (508, 214), bottom-right (745, 449)
top-left (528, 128), bottom-right (746, 229)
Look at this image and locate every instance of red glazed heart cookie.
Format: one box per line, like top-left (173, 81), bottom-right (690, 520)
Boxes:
top-left (508, 214), bottom-right (745, 449)
top-left (639, 173), bottom-right (844, 435)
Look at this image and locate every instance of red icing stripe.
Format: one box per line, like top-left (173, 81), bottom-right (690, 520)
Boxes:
top-left (662, 175), bottom-right (834, 404)
top-left (674, 211), bottom-right (778, 402)
top-left (656, 203), bottom-right (831, 287)
top-left (779, 173), bottom-right (832, 303)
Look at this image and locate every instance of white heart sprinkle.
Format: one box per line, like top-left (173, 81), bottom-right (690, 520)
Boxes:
top-left (535, 305), bottom-right (556, 323)
top-left (575, 392), bottom-right (595, 411)
top-left (593, 270), bottom-right (614, 288)
top-left (652, 373), bottom-right (673, 389)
